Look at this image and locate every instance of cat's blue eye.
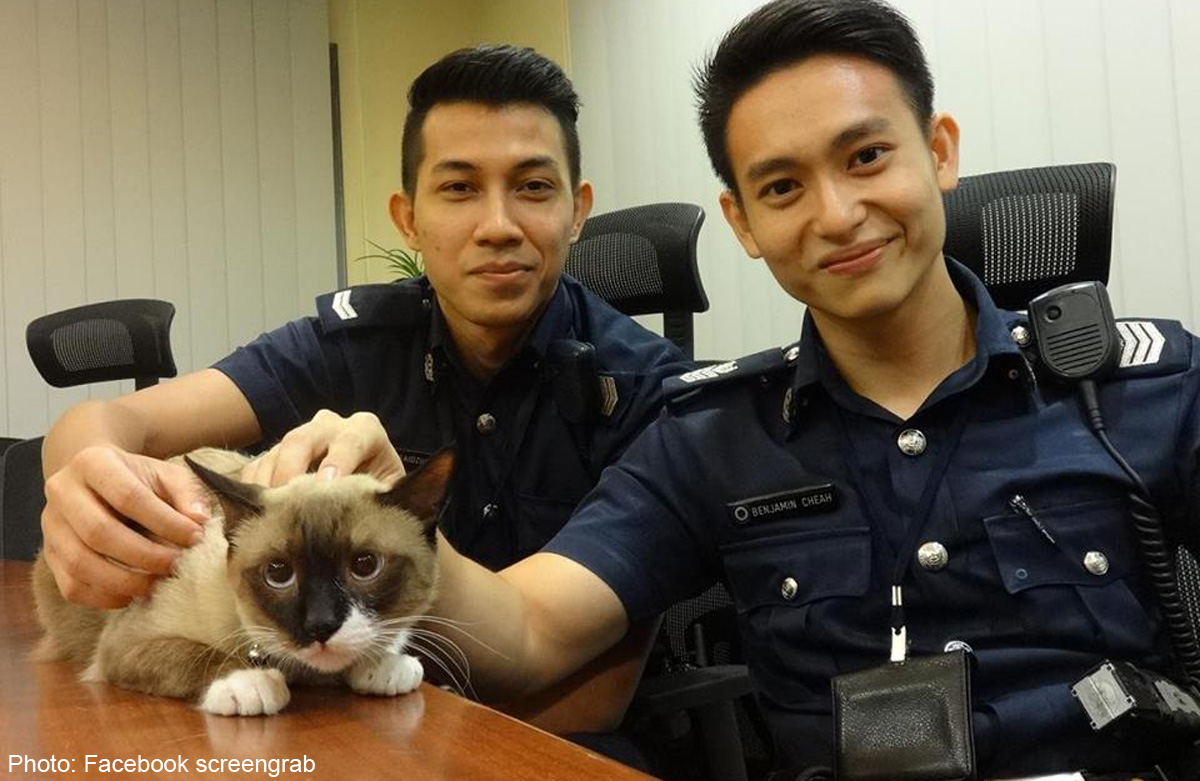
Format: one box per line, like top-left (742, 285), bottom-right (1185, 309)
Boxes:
top-left (264, 560), bottom-right (295, 589)
top-left (349, 552), bottom-right (383, 582)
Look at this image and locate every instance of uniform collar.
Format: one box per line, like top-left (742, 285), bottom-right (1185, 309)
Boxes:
top-left (786, 257), bottom-right (1030, 425)
top-left (525, 277), bottom-right (576, 356)
top-left (426, 277), bottom-right (574, 380)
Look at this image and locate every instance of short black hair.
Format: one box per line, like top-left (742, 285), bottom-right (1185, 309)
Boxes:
top-left (695, 0), bottom-right (934, 193)
top-left (401, 44), bottom-right (581, 194)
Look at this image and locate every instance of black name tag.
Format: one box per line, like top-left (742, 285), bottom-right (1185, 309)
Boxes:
top-left (728, 484), bottom-right (839, 525)
top-left (398, 450), bottom-right (430, 471)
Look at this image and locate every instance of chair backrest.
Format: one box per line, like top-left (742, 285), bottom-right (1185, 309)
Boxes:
top-left (0, 437), bottom-right (45, 561)
top-left (942, 161), bottom-right (1115, 311)
top-left (3, 298), bottom-right (178, 560)
top-left (26, 298), bottom-right (177, 390)
top-left (565, 202), bottom-right (709, 359)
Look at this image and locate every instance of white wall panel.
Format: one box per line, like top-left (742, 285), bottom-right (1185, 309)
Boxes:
top-left (181, 0), bottom-right (230, 370)
top-left (1101, 0), bottom-right (1191, 324)
top-left (146, 0), bottom-right (192, 379)
top-left (0, 0), bottom-right (49, 434)
top-left (1170, 1), bottom-right (1200, 329)
top-left (254, 0), bottom-right (300, 330)
top-left (78, 1), bottom-right (118, 311)
top-left (568, 0), bottom-right (1200, 360)
top-left (930, 2), bottom-right (996, 175)
top-left (37, 0), bottom-right (90, 420)
top-left (219, 0), bottom-right (266, 349)
top-left (291, 0), bottom-right (338, 315)
top-left (0, 0), bottom-right (335, 438)
top-left (986, 1), bottom-right (1054, 170)
top-left (109, 0), bottom-right (155, 306)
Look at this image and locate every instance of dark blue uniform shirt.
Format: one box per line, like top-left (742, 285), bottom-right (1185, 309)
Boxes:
top-left (546, 259), bottom-right (1200, 775)
top-left (214, 274), bottom-right (689, 570)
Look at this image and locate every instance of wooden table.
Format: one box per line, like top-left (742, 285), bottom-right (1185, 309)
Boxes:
top-left (0, 561), bottom-right (654, 780)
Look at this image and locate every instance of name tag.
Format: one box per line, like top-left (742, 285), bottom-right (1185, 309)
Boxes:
top-left (728, 484), bottom-right (839, 525)
top-left (398, 450), bottom-right (430, 471)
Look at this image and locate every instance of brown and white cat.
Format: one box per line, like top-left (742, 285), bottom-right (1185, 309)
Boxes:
top-left (32, 446), bottom-right (454, 716)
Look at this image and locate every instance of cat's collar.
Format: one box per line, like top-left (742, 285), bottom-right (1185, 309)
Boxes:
top-left (245, 643), bottom-right (271, 668)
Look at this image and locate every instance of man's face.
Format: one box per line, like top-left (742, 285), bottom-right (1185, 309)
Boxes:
top-left (720, 54), bottom-right (959, 326)
top-left (392, 102), bottom-right (592, 337)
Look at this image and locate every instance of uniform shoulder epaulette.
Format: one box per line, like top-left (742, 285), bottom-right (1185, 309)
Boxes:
top-left (664, 343), bottom-right (797, 406)
top-left (316, 280), bottom-right (430, 333)
top-left (1112, 317), bottom-right (1191, 378)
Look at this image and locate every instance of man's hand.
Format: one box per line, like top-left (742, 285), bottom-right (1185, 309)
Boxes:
top-left (240, 410), bottom-right (405, 488)
top-left (41, 445), bottom-right (211, 609)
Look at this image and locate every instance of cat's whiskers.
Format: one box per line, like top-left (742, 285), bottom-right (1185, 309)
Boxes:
top-left (388, 614), bottom-right (474, 629)
top-left (400, 614), bottom-right (511, 662)
top-left (405, 629), bottom-right (474, 692)
top-left (406, 627), bottom-right (471, 680)
top-left (377, 616), bottom-right (485, 689)
top-left (403, 635), bottom-right (473, 697)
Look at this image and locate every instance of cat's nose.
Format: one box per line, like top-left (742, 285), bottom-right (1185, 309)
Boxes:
top-left (304, 617), bottom-right (341, 644)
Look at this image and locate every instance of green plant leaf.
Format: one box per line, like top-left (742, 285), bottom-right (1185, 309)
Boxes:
top-left (354, 240), bottom-right (425, 280)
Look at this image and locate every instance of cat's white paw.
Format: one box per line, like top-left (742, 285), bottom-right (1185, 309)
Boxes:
top-left (200, 668), bottom-right (291, 716)
top-left (348, 653), bottom-right (423, 696)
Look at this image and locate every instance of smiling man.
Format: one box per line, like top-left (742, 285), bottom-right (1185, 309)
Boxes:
top-left (343, 2), bottom-right (1200, 779)
top-left (37, 45), bottom-right (687, 746)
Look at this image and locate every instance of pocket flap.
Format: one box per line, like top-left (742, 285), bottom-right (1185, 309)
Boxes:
top-left (721, 527), bottom-right (871, 611)
top-left (984, 498), bottom-right (1135, 594)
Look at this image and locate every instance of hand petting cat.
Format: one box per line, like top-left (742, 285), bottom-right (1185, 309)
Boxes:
top-left (240, 409), bottom-right (406, 489)
top-left (41, 444), bottom-right (211, 610)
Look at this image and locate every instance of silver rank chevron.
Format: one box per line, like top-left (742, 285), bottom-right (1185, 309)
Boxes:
top-left (331, 289), bottom-right (358, 320)
top-left (1116, 321), bottom-right (1165, 368)
top-left (679, 360), bottom-right (738, 384)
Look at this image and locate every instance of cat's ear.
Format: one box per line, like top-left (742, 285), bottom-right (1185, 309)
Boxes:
top-left (184, 455), bottom-right (264, 543)
top-left (379, 448), bottom-right (455, 540)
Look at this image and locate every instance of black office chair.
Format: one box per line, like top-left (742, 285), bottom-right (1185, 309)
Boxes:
top-left (565, 202), bottom-right (709, 360)
top-left (0, 299), bottom-right (177, 560)
top-left (942, 161), bottom-right (1115, 310)
top-left (629, 582), bottom-right (772, 781)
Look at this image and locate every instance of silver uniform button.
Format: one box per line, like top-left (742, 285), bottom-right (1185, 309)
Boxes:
top-left (780, 577), bottom-right (799, 601)
top-left (897, 428), bottom-right (927, 456)
top-left (1084, 550), bottom-right (1110, 576)
top-left (917, 541), bottom-right (949, 571)
top-left (481, 503), bottom-right (499, 521)
top-left (784, 345), bottom-right (801, 362)
top-left (1010, 324), bottom-right (1032, 347)
top-left (944, 640), bottom-right (974, 655)
top-left (476, 412), bottom-right (497, 435)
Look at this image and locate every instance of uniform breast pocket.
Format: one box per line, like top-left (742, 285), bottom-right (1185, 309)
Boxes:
top-left (719, 526), bottom-right (872, 614)
top-left (719, 527), bottom-right (874, 710)
top-left (983, 497), bottom-right (1155, 654)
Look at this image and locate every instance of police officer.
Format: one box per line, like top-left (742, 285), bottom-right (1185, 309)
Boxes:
top-left (37, 44), bottom-right (686, 741)
top-left (385, 2), bottom-right (1198, 777)
top-left (226, 268), bottom-right (683, 572)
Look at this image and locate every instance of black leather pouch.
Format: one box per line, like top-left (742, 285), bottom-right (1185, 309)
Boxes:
top-left (831, 650), bottom-right (975, 781)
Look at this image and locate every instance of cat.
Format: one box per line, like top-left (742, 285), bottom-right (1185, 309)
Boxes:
top-left (32, 446), bottom-right (454, 716)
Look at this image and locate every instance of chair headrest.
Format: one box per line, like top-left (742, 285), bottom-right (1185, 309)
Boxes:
top-left (26, 299), bottom-right (177, 388)
top-left (943, 162), bottom-right (1115, 311)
